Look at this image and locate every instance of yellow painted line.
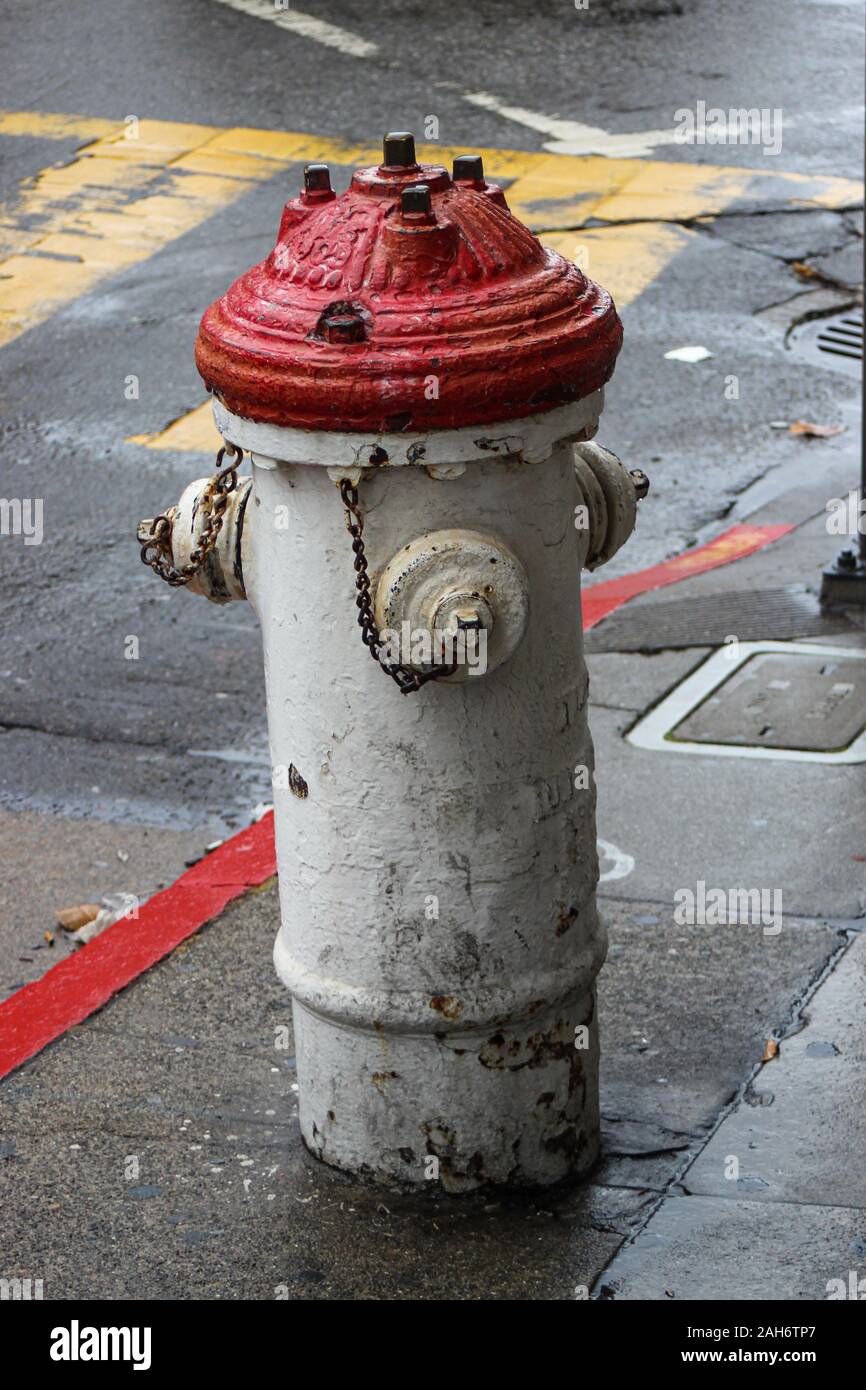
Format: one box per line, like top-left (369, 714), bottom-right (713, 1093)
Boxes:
top-left (0, 111), bottom-right (115, 141)
top-left (1, 110), bottom-right (861, 448)
top-left (129, 401), bottom-right (221, 453)
top-left (123, 146), bottom-right (860, 455)
top-left (501, 152), bottom-right (861, 228)
top-left (0, 117), bottom-right (300, 345)
top-left (541, 222), bottom-right (695, 309)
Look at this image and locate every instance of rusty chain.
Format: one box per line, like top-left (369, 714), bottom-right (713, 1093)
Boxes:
top-left (339, 477), bottom-right (456, 695)
top-left (139, 442), bottom-right (243, 586)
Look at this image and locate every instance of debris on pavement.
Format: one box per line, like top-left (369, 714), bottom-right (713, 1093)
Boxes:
top-left (66, 893), bottom-right (140, 947)
top-left (787, 419), bottom-right (846, 438)
top-left (663, 345), bottom-right (714, 363)
top-left (56, 903), bottom-right (101, 932)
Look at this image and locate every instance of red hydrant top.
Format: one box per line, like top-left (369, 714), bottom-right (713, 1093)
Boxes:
top-left (195, 133), bottom-right (622, 435)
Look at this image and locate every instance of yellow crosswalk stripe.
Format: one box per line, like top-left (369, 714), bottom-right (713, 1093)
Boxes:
top-left (0, 117), bottom-right (300, 345)
top-left (128, 401), bottom-right (220, 453)
top-left (1, 110), bottom-right (860, 452)
top-left (0, 111), bottom-right (116, 141)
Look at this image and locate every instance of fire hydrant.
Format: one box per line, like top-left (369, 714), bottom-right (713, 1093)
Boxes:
top-left (138, 133), bottom-right (647, 1191)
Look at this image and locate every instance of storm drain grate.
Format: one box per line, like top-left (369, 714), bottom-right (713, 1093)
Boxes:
top-left (789, 308), bottom-right (863, 378)
top-left (815, 310), bottom-right (863, 363)
top-left (584, 585), bottom-right (856, 653)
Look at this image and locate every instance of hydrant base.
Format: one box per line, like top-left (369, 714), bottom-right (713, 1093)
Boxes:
top-left (290, 991), bottom-right (600, 1193)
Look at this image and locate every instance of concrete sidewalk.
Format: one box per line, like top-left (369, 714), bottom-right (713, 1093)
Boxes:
top-left (1, 463), bottom-right (864, 1300)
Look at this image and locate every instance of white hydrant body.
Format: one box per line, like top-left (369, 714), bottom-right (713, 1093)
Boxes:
top-left (139, 134), bottom-right (645, 1191)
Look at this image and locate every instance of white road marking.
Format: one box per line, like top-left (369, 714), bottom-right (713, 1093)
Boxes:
top-left (211, 0), bottom-right (378, 58)
top-left (463, 91), bottom-right (680, 158)
top-left (597, 838), bottom-right (636, 883)
top-left (206, 5), bottom-right (690, 158)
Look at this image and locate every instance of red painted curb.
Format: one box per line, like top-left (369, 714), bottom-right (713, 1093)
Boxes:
top-left (582, 523), bottom-right (795, 629)
top-left (0, 813), bottom-right (276, 1080)
top-left (0, 520), bottom-right (795, 1081)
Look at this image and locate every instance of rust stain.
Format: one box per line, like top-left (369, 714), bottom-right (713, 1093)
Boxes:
top-left (429, 995), bottom-right (463, 1021)
top-left (556, 903), bottom-right (579, 937)
top-left (371, 1070), bottom-right (399, 1095)
top-left (288, 763), bottom-right (308, 799)
top-left (480, 1021), bottom-right (588, 1099)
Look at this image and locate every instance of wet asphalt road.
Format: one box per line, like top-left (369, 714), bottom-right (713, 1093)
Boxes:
top-left (0, 0), bottom-right (863, 844)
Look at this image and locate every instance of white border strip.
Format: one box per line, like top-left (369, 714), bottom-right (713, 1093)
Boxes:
top-left (628, 641), bottom-right (866, 765)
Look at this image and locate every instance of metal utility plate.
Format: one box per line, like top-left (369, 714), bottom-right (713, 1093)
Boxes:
top-left (628, 642), bottom-right (866, 764)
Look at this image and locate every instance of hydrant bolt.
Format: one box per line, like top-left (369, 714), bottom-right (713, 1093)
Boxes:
top-left (382, 131), bottom-right (417, 168)
top-left (453, 154), bottom-right (484, 183)
top-left (303, 163), bottom-right (334, 203)
top-left (401, 183), bottom-right (433, 219)
top-left (322, 311), bottom-right (366, 344)
top-left (630, 468), bottom-right (650, 501)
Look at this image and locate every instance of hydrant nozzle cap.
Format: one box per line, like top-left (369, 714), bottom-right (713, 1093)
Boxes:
top-left (195, 133), bottom-right (623, 434)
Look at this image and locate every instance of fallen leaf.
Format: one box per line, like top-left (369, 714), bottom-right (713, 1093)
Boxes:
top-left (791, 260), bottom-right (818, 279)
top-left (788, 420), bottom-right (846, 439)
top-left (56, 903), bottom-right (101, 932)
top-left (762, 1039), bottom-right (779, 1062)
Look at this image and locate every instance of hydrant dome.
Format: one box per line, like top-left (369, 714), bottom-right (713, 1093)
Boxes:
top-left (195, 137), bottom-right (623, 434)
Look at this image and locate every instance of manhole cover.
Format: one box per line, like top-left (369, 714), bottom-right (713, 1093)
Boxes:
top-left (671, 651), bottom-right (866, 751)
top-left (584, 585), bottom-right (854, 653)
top-left (789, 308), bottom-right (863, 379)
top-left (628, 641), bottom-right (866, 764)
